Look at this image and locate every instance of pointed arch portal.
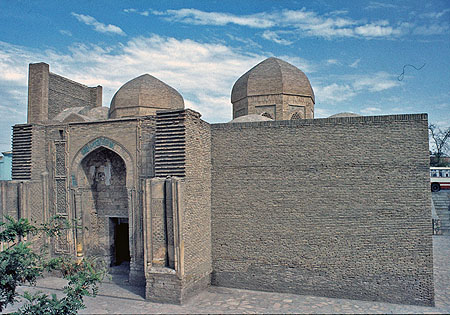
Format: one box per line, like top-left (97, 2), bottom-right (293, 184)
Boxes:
top-left (70, 137), bottom-right (138, 278)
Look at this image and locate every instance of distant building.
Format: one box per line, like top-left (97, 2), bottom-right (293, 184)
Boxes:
top-left (0, 58), bottom-right (434, 306)
top-left (430, 155), bottom-right (450, 166)
top-left (0, 151), bottom-right (12, 180)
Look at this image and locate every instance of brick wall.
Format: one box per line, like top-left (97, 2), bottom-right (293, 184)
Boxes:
top-left (140, 119), bottom-right (156, 178)
top-left (65, 118), bottom-right (140, 257)
top-left (27, 63), bottom-right (101, 124)
top-left (27, 63), bottom-right (49, 124)
top-left (48, 73), bottom-right (101, 120)
top-left (210, 114), bottom-right (433, 306)
top-left (0, 181), bottom-right (20, 220)
top-left (183, 111), bottom-right (212, 280)
top-left (31, 125), bottom-right (47, 181)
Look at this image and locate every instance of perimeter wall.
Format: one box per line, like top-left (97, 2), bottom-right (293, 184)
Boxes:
top-left (210, 114), bottom-right (434, 306)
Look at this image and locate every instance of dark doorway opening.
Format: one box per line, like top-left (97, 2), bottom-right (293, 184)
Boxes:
top-left (110, 218), bottom-right (130, 268)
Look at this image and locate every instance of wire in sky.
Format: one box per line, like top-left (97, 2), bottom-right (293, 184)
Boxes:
top-left (398, 63), bottom-right (426, 81)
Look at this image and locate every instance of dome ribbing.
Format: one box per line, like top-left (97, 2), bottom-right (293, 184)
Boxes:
top-left (109, 74), bottom-right (184, 119)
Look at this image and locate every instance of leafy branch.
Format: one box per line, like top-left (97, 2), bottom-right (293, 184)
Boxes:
top-left (0, 215), bottom-right (106, 314)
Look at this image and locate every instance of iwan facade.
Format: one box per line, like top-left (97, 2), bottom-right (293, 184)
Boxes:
top-left (0, 58), bottom-right (434, 306)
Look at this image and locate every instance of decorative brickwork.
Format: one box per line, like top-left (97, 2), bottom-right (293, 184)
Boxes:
top-left (52, 135), bottom-right (71, 254)
top-left (55, 179), bottom-right (67, 215)
top-left (232, 58), bottom-right (314, 120)
top-left (12, 124), bottom-right (32, 180)
top-left (54, 228), bottom-right (70, 254)
top-left (27, 63), bottom-right (101, 124)
top-left (48, 73), bottom-right (101, 120)
top-left (55, 142), bottom-right (66, 177)
top-left (154, 110), bottom-right (186, 177)
top-left (29, 181), bottom-right (43, 224)
top-left (53, 139), bottom-right (68, 214)
top-left (4, 62), bottom-right (435, 307)
top-left (290, 111), bottom-right (303, 120)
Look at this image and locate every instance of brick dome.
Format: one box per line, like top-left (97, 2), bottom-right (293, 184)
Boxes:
top-left (231, 57), bottom-right (315, 120)
top-left (231, 57), bottom-right (315, 104)
top-left (109, 74), bottom-right (184, 119)
top-left (328, 112), bottom-right (361, 118)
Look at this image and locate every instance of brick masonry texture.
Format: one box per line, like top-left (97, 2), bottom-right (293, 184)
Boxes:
top-left (210, 114), bottom-right (434, 306)
top-left (27, 63), bottom-right (49, 124)
top-left (65, 118), bottom-right (145, 281)
top-left (231, 58), bottom-right (314, 120)
top-left (48, 73), bottom-right (100, 120)
top-left (27, 63), bottom-right (101, 124)
top-left (7, 60), bottom-right (436, 307)
top-left (109, 74), bottom-right (184, 119)
top-left (182, 110), bottom-right (212, 284)
top-left (140, 119), bottom-right (156, 179)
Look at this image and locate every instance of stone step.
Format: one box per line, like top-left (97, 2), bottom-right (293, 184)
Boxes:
top-left (155, 144), bottom-right (186, 149)
top-left (155, 146), bottom-right (185, 150)
top-left (12, 139), bottom-right (32, 143)
top-left (155, 131), bottom-right (185, 135)
top-left (156, 118), bottom-right (184, 123)
top-left (155, 144), bottom-right (185, 149)
top-left (155, 173), bottom-right (185, 177)
top-left (155, 113), bottom-right (186, 119)
top-left (155, 139), bottom-right (185, 144)
top-left (155, 170), bottom-right (185, 174)
top-left (155, 152), bottom-right (185, 157)
top-left (155, 130), bottom-right (185, 135)
top-left (156, 116), bottom-right (184, 120)
top-left (155, 157), bottom-right (185, 162)
top-left (12, 145), bottom-right (31, 148)
top-left (11, 151), bottom-right (31, 155)
top-left (155, 135), bottom-right (185, 140)
top-left (156, 109), bottom-right (185, 115)
top-left (155, 153), bottom-right (185, 158)
top-left (154, 151), bottom-right (185, 155)
top-left (155, 150), bottom-right (185, 155)
top-left (155, 168), bottom-right (185, 172)
top-left (156, 126), bottom-right (185, 131)
top-left (155, 133), bottom-right (185, 138)
top-left (155, 162), bottom-right (185, 170)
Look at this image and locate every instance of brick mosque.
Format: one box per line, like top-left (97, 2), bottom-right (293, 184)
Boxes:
top-left (0, 57), bottom-right (434, 306)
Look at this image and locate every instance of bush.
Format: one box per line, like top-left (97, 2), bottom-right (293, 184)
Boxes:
top-left (0, 216), bottom-right (106, 314)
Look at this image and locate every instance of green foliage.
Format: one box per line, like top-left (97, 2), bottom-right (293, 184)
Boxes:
top-left (0, 216), bottom-right (106, 314)
top-left (0, 242), bottom-right (41, 310)
top-left (16, 258), bottom-right (106, 315)
top-left (0, 216), bottom-right (41, 310)
top-left (0, 216), bottom-right (36, 243)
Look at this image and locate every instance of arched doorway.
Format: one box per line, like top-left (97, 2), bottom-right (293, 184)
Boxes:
top-left (80, 146), bottom-right (130, 271)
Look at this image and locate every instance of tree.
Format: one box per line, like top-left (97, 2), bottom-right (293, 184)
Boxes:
top-left (0, 216), bottom-right (106, 314)
top-left (429, 124), bottom-right (450, 167)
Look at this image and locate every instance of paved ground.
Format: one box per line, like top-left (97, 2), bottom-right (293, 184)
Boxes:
top-left (5, 236), bottom-right (450, 314)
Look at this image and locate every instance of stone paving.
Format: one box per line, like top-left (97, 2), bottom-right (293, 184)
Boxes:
top-left (5, 236), bottom-right (450, 314)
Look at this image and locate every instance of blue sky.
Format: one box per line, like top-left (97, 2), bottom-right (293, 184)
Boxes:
top-left (0, 0), bottom-right (449, 153)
